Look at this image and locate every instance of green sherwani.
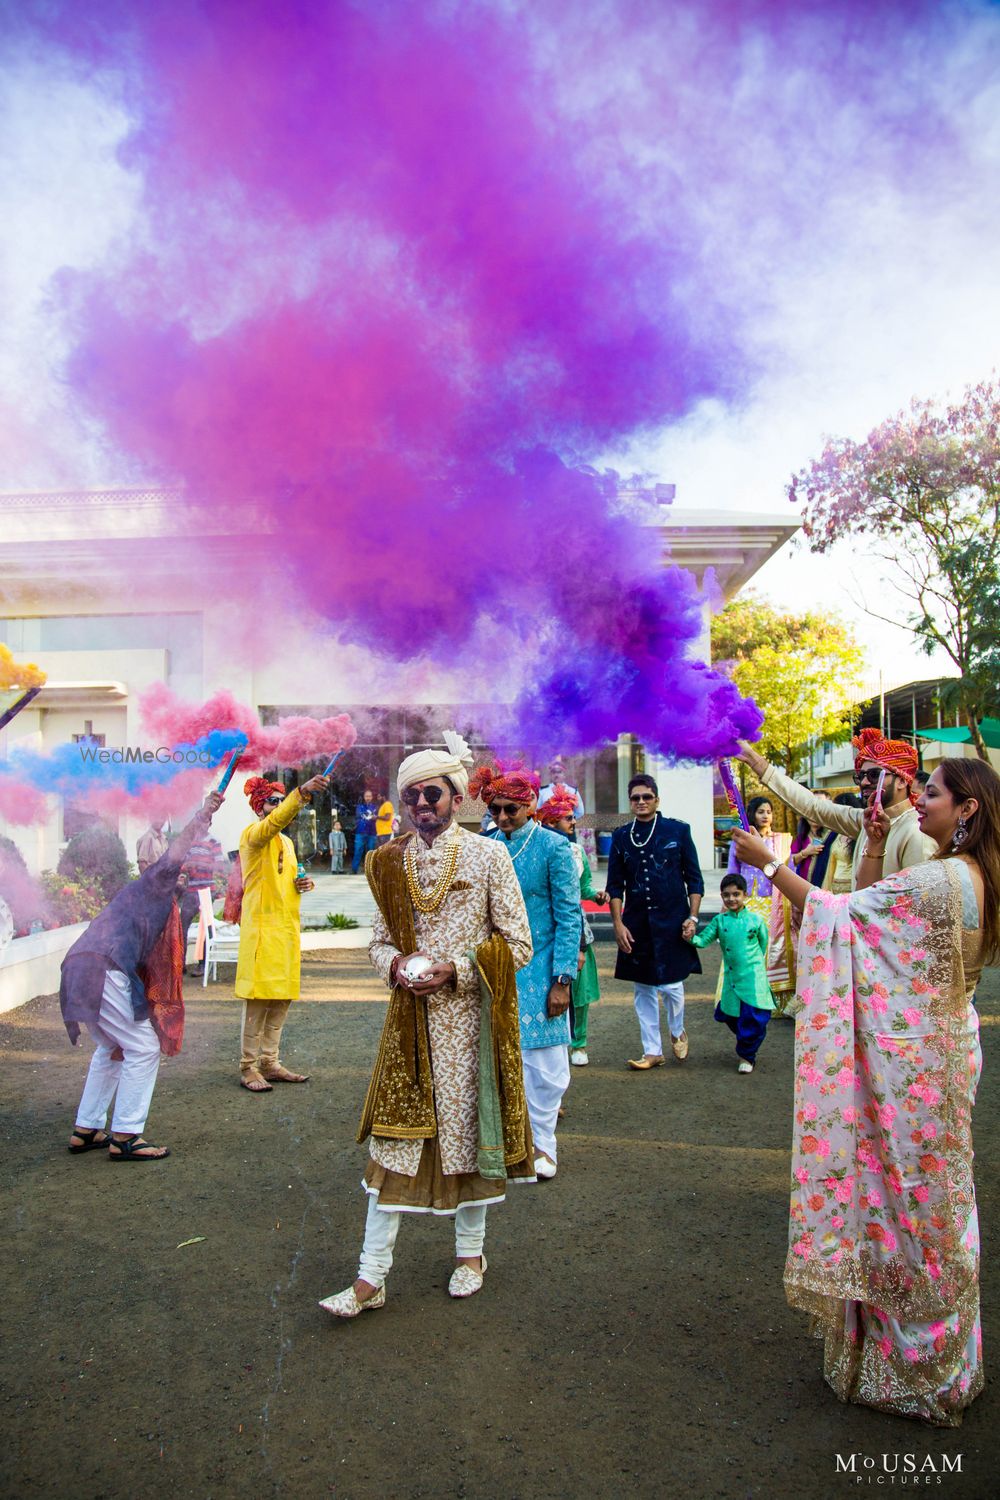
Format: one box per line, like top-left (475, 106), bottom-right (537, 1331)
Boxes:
top-left (570, 843), bottom-right (600, 1046)
top-left (691, 908), bottom-right (773, 1014)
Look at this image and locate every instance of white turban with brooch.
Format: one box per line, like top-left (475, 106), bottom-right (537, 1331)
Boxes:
top-left (396, 729), bottom-right (474, 799)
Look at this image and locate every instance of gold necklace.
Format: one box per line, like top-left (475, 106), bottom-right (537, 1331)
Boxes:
top-left (404, 837), bottom-right (460, 914)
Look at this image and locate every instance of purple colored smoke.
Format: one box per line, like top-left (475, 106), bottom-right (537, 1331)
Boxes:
top-left (6, 0), bottom-right (989, 757)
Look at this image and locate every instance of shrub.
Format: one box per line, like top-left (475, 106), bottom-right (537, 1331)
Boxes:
top-left (58, 823), bottom-right (131, 899)
top-left (38, 872), bottom-right (106, 928)
top-left (325, 912), bottom-right (360, 930)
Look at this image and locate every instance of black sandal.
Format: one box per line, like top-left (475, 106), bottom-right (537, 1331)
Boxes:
top-left (68, 1128), bottom-right (110, 1155)
top-left (108, 1134), bottom-right (171, 1162)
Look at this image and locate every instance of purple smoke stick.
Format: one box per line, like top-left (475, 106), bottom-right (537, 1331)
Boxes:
top-left (718, 758), bottom-right (751, 832)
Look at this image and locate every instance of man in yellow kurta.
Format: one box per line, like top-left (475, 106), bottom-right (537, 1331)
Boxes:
top-left (235, 773), bottom-right (327, 1092)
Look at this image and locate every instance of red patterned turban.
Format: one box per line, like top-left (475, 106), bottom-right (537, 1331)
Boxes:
top-left (245, 776), bottom-right (286, 815)
top-left (852, 727), bottom-right (918, 784)
top-left (535, 785), bottom-right (578, 825)
top-left (468, 761), bottom-right (540, 806)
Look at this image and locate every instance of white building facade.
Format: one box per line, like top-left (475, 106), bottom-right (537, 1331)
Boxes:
top-left (1, 490), bottom-right (798, 874)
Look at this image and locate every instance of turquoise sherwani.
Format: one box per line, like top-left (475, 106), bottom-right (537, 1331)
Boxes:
top-left (691, 907), bottom-right (773, 1013)
top-left (490, 822), bottom-right (581, 1049)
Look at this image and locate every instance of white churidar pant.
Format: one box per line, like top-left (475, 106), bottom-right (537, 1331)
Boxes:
top-left (633, 981), bottom-right (685, 1056)
top-left (357, 1193), bottom-right (488, 1288)
top-left (521, 1042), bottom-right (571, 1161)
top-left (75, 969), bottom-right (162, 1135)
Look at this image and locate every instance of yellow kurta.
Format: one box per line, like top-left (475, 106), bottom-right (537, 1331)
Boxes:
top-left (235, 789), bottom-right (304, 1001)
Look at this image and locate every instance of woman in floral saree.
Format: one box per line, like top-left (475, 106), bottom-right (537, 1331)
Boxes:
top-left (734, 757), bottom-right (1000, 1427)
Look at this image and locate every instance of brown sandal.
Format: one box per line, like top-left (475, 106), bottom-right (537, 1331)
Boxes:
top-left (240, 1068), bottom-right (273, 1092)
top-left (261, 1066), bottom-right (310, 1084)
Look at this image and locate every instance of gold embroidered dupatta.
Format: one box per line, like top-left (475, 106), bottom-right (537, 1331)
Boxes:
top-left (357, 836), bottom-right (532, 1173)
top-left (357, 836), bottom-right (435, 1142)
top-left (784, 861), bottom-right (977, 1329)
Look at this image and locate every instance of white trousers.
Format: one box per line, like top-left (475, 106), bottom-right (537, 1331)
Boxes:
top-left (633, 981), bottom-right (685, 1056)
top-left (75, 970), bottom-right (162, 1135)
top-left (522, 1043), bottom-right (571, 1162)
top-left (358, 1193), bottom-right (488, 1288)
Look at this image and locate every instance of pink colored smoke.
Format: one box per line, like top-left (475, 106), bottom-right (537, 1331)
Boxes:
top-left (8, 0), bottom-right (992, 757)
top-left (138, 686), bottom-right (357, 770)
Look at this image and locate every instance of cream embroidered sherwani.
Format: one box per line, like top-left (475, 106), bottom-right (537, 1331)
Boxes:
top-left (367, 823), bottom-right (532, 1179)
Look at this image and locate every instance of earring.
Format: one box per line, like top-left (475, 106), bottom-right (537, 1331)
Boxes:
top-left (952, 816), bottom-right (968, 849)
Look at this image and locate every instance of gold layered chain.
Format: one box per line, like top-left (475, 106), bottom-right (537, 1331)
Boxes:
top-left (404, 838), bottom-right (460, 914)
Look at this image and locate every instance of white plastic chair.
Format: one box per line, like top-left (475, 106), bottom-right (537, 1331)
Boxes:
top-left (195, 885), bottom-right (241, 985)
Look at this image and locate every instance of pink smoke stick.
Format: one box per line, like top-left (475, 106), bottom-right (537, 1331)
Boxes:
top-left (718, 758), bottom-right (751, 832)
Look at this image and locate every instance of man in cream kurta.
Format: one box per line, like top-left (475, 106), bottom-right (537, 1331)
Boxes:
top-left (738, 729), bottom-right (933, 889)
top-left (320, 731), bottom-right (533, 1319)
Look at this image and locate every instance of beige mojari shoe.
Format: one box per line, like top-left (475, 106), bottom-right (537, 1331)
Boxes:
top-left (448, 1255), bottom-right (487, 1298)
top-left (671, 1031), bottom-right (689, 1061)
top-left (627, 1054), bottom-right (664, 1070)
top-left (318, 1283), bottom-right (386, 1318)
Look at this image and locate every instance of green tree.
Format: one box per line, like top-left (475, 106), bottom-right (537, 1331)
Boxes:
top-left (789, 378), bottom-right (1000, 760)
top-left (712, 594), bottom-right (865, 780)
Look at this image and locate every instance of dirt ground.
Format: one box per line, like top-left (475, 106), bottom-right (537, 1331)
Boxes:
top-left (1, 943), bottom-right (997, 1500)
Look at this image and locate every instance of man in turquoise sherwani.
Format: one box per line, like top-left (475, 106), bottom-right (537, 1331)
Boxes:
top-left (684, 872), bottom-right (774, 1074)
top-left (471, 762), bottom-right (581, 1179)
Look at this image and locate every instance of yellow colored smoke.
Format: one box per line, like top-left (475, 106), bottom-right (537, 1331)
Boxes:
top-left (0, 643), bottom-right (47, 691)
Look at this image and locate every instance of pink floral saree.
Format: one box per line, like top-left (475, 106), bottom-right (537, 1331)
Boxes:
top-left (784, 859), bottom-right (983, 1427)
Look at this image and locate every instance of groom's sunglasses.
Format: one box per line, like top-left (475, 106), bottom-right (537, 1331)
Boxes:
top-left (402, 786), bottom-right (446, 807)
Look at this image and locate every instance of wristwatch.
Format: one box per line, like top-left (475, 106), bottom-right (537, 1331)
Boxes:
top-left (762, 860), bottom-right (782, 879)
top-left (553, 973), bottom-right (573, 987)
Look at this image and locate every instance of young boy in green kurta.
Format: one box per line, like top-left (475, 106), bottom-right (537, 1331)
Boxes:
top-left (684, 873), bottom-right (773, 1073)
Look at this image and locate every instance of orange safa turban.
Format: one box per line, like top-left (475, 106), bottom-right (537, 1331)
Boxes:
top-left (852, 727), bottom-right (917, 782)
top-left (245, 776), bottom-right (286, 815)
top-left (468, 761), bottom-right (540, 806)
top-left (535, 785), bottom-right (578, 825)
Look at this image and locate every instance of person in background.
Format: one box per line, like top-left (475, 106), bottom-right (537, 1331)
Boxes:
top-left (822, 791), bottom-right (863, 894)
top-left (912, 768), bottom-right (930, 796)
top-left (375, 795), bottom-right (396, 846)
top-left (727, 796), bottom-right (788, 915)
top-left (329, 819), bottom-right (347, 873)
top-left (535, 788), bottom-right (608, 1067)
top-left (537, 756), bottom-right (585, 818)
top-left (352, 789), bottom-right (379, 872)
top-left (235, 774), bottom-right (324, 1092)
top-left (733, 757), bottom-right (998, 1427)
top-left (136, 818), bottom-right (169, 874)
top-left (789, 794), bottom-right (836, 887)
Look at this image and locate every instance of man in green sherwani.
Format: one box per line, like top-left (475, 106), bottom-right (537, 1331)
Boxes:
top-left (683, 872), bottom-right (773, 1074)
top-left (536, 791), bottom-right (607, 1066)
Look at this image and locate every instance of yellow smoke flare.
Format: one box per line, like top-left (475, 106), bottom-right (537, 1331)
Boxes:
top-left (0, 644), bottom-right (47, 691)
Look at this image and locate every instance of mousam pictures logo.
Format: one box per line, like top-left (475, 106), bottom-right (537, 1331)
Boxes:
top-left (835, 1452), bottom-right (963, 1485)
top-left (77, 744), bottom-right (214, 767)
